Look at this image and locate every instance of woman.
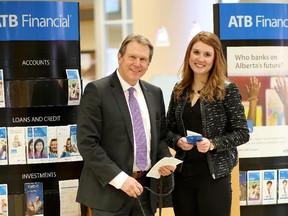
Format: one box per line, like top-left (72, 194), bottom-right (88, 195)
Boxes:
top-left (28, 139), bottom-right (34, 159)
top-left (48, 138), bottom-right (58, 158)
top-left (27, 200), bottom-right (35, 216)
top-left (0, 143), bottom-right (6, 160)
top-left (34, 138), bottom-right (48, 159)
top-left (60, 138), bottom-right (73, 157)
top-left (166, 31), bottom-right (249, 216)
top-left (1, 199), bottom-right (7, 213)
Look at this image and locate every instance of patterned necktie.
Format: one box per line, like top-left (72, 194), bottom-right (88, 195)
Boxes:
top-left (128, 87), bottom-right (147, 170)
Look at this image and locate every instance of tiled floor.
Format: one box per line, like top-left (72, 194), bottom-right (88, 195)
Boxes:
top-left (155, 207), bottom-right (174, 216)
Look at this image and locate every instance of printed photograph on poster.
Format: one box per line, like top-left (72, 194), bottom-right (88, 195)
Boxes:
top-left (268, 76), bottom-right (288, 126)
top-left (69, 124), bottom-right (82, 161)
top-left (58, 126), bottom-right (74, 162)
top-left (58, 125), bottom-right (82, 162)
top-left (57, 126), bottom-right (70, 162)
top-left (32, 126), bottom-right (48, 163)
top-left (47, 126), bottom-right (58, 162)
top-left (67, 79), bottom-right (81, 104)
top-left (278, 169), bottom-right (288, 204)
top-left (0, 69), bottom-right (5, 108)
top-left (262, 169), bottom-right (277, 205)
top-left (227, 46), bottom-right (288, 127)
top-left (8, 127), bottom-right (26, 165)
top-left (66, 69), bottom-right (81, 106)
top-left (27, 126), bottom-right (49, 164)
top-left (227, 47), bottom-right (288, 158)
top-left (59, 179), bottom-right (81, 216)
top-left (265, 89), bottom-right (285, 126)
top-left (239, 171), bottom-right (247, 206)
top-left (26, 127), bottom-right (34, 164)
top-left (0, 127), bottom-right (8, 165)
top-left (0, 184), bottom-right (8, 216)
top-left (247, 170), bottom-right (262, 205)
top-left (24, 182), bottom-right (44, 216)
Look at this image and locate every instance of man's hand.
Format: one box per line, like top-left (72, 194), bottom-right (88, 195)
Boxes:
top-left (121, 176), bottom-right (143, 198)
top-left (158, 165), bottom-right (176, 176)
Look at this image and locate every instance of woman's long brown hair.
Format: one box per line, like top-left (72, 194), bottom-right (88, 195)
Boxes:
top-left (174, 31), bottom-right (228, 102)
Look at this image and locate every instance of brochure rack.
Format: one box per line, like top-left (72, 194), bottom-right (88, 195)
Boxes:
top-left (0, 1), bottom-right (83, 215)
top-left (214, 3), bottom-right (288, 216)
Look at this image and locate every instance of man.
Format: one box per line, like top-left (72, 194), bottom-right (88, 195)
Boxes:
top-left (281, 179), bottom-right (288, 198)
top-left (34, 195), bottom-right (43, 214)
top-left (76, 34), bottom-right (175, 216)
top-left (263, 181), bottom-right (273, 199)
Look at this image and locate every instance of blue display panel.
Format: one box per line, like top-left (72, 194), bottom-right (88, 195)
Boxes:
top-left (219, 3), bottom-right (288, 40)
top-left (0, 1), bottom-right (79, 41)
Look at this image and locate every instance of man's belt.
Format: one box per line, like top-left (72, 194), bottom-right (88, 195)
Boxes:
top-left (132, 171), bottom-right (147, 179)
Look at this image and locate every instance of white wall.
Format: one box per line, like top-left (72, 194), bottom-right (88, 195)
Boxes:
top-left (132, 0), bottom-right (218, 108)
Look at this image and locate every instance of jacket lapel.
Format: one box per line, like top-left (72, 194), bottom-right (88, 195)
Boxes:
top-left (109, 72), bottom-right (134, 146)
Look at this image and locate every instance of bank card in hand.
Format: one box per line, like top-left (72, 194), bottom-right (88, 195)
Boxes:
top-left (186, 130), bottom-right (202, 145)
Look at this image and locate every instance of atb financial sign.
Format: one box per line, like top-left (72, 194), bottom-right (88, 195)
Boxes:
top-left (218, 3), bottom-right (288, 40)
top-left (0, 1), bottom-right (79, 41)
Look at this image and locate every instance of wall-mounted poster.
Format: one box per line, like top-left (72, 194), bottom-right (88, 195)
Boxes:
top-left (214, 3), bottom-right (288, 159)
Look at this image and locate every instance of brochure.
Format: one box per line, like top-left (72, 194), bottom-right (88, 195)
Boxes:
top-left (47, 126), bottom-right (58, 162)
top-left (0, 127), bottom-right (8, 165)
top-left (24, 182), bottom-right (44, 216)
top-left (239, 171), bottom-right (247, 206)
top-left (32, 126), bottom-right (48, 163)
top-left (247, 170), bottom-right (262, 205)
top-left (59, 179), bottom-right (81, 216)
top-left (8, 127), bottom-right (26, 165)
top-left (278, 169), bottom-right (288, 204)
top-left (0, 184), bottom-right (8, 216)
top-left (66, 69), bottom-right (81, 106)
top-left (26, 127), bottom-right (34, 164)
top-left (186, 130), bottom-right (202, 145)
top-left (262, 169), bottom-right (277, 204)
top-left (0, 69), bottom-right (5, 108)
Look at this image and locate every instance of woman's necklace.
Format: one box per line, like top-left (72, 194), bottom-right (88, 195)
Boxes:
top-left (191, 89), bottom-right (202, 94)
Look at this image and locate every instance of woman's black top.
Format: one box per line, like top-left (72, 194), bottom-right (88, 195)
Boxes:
top-left (180, 98), bottom-right (210, 177)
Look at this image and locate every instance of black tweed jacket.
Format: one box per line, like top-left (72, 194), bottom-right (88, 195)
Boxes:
top-left (166, 81), bottom-right (250, 179)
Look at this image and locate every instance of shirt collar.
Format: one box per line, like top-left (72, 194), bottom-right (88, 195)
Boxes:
top-left (116, 69), bottom-right (141, 92)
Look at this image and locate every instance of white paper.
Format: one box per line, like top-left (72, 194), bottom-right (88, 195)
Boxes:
top-left (186, 130), bottom-right (202, 136)
top-left (146, 157), bottom-right (182, 179)
top-left (59, 179), bottom-right (81, 216)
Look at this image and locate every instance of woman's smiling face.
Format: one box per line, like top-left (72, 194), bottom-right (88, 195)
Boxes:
top-left (189, 41), bottom-right (215, 76)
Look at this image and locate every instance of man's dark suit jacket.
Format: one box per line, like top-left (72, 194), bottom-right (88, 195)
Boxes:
top-left (76, 71), bottom-right (171, 213)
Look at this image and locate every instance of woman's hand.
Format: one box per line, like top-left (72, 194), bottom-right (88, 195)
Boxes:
top-left (196, 137), bottom-right (212, 153)
top-left (177, 137), bottom-right (194, 151)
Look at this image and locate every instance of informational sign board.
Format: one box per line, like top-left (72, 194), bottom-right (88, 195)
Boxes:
top-left (214, 3), bottom-right (288, 159)
top-left (0, 2), bottom-right (82, 215)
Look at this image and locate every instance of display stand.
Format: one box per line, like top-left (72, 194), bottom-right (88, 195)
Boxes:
top-left (214, 3), bottom-right (288, 216)
top-left (0, 2), bottom-right (83, 215)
